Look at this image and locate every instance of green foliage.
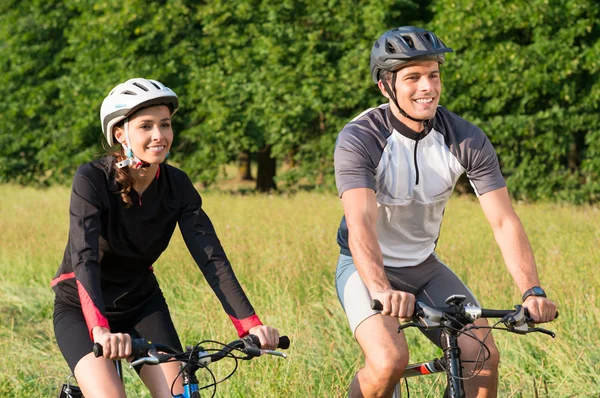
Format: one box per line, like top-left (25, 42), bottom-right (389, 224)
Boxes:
top-left (431, 0), bottom-right (600, 202)
top-left (178, 0), bottom-right (425, 185)
top-left (0, 0), bottom-right (599, 201)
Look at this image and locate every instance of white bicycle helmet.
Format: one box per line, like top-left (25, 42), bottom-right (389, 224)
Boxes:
top-left (100, 78), bottom-right (179, 147)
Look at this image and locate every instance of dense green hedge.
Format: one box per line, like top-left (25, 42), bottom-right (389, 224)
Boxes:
top-left (1, 0), bottom-right (598, 202)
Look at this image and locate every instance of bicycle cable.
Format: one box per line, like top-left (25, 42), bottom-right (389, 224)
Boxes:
top-left (436, 314), bottom-right (494, 382)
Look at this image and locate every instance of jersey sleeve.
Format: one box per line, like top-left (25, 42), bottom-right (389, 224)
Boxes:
top-left (334, 125), bottom-right (380, 197)
top-left (68, 170), bottom-right (110, 339)
top-left (465, 130), bottom-right (507, 196)
top-left (178, 175), bottom-right (262, 337)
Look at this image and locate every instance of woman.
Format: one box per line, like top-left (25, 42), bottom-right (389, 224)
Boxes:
top-left (52, 78), bottom-right (280, 398)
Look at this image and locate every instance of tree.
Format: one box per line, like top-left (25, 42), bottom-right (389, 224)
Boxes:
top-left (177, 0), bottom-right (426, 191)
top-left (431, 0), bottom-right (600, 202)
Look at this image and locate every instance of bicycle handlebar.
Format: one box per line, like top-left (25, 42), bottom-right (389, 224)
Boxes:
top-left (371, 295), bottom-right (556, 338)
top-left (93, 334), bottom-right (290, 362)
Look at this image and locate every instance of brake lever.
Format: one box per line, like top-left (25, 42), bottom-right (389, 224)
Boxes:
top-left (130, 354), bottom-right (159, 367)
top-left (260, 349), bottom-right (288, 358)
top-left (129, 348), bottom-right (171, 368)
top-left (397, 322), bottom-right (428, 332)
top-left (528, 326), bottom-right (556, 338)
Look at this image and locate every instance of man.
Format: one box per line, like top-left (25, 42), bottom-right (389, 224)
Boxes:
top-left (334, 26), bottom-right (557, 398)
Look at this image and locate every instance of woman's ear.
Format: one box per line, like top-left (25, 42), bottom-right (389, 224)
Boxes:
top-left (113, 127), bottom-right (125, 145)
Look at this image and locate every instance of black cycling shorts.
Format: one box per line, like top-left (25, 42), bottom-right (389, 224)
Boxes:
top-left (336, 252), bottom-right (480, 347)
top-left (53, 292), bottom-right (183, 373)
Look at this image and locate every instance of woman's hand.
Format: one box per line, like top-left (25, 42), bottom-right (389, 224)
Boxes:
top-left (92, 326), bottom-right (132, 360)
top-left (248, 325), bottom-right (280, 350)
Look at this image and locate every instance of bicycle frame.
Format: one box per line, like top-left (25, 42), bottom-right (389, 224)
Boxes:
top-left (372, 294), bottom-right (556, 398)
top-left (398, 328), bottom-right (466, 398)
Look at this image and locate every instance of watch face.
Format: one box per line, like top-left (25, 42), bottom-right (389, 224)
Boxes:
top-left (533, 287), bottom-right (545, 295)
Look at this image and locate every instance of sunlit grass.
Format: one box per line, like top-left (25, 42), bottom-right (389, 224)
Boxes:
top-left (0, 184), bottom-right (598, 397)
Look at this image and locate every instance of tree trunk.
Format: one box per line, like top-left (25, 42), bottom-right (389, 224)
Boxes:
top-left (256, 145), bottom-right (277, 192)
top-left (237, 151), bottom-right (253, 180)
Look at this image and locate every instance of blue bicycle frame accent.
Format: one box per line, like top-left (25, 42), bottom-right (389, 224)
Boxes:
top-left (174, 382), bottom-right (199, 398)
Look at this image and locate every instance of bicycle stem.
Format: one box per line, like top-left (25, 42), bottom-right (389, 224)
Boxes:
top-left (442, 329), bottom-right (465, 398)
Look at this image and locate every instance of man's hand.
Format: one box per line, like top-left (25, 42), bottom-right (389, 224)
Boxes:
top-left (371, 289), bottom-right (416, 322)
top-left (523, 296), bottom-right (557, 323)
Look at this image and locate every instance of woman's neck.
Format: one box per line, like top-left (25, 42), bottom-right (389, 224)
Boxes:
top-left (128, 164), bottom-right (159, 195)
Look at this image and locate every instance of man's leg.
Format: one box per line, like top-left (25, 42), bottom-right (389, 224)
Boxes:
top-left (350, 314), bottom-right (408, 398)
top-left (403, 255), bottom-right (499, 398)
top-left (336, 254), bottom-right (408, 398)
top-left (458, 318), bottom-right (499, 398)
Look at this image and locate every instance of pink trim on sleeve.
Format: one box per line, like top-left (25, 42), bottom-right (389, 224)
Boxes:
top-left (77, 280), bottom-right (110, 340)
top-left (228, 314), bottom-right (263, 337)
top-left (50, 272), bottom-right (75, 287)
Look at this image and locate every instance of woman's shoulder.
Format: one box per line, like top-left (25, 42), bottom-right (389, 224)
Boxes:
top-left (72, 157), bottom-right (115, 188)
top-left (160, 163), bottom-right (194, 184)
top-left (160, 164), bottom-right (202, 203)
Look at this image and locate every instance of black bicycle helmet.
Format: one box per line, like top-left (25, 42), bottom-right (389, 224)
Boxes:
top-left (370, 26), bottom-right (453, 84)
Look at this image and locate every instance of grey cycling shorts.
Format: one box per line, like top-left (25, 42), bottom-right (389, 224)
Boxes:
top-left (335, 252), bottom-right (480, 347)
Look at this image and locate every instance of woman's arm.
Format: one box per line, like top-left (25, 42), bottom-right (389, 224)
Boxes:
top-left (68, 169), bottom-right (110, 339)
top-left (178, 176), bottom-right (262, 336)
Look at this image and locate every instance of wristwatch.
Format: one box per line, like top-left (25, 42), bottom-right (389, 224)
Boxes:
top-left (522, 286), bottom-right (547, 302)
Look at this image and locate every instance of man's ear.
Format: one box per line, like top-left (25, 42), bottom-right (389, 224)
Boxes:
top-left (377, 80), bottom-right (391, 99)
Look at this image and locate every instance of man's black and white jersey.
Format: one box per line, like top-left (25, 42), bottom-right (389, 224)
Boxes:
top-left (52, 158), bottom-right (262, 338)
top-left (334, 104), bottom-right (506, 267)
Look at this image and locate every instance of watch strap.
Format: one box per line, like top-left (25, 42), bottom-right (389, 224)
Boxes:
top-left (522, 286), bottom-right (547, 302)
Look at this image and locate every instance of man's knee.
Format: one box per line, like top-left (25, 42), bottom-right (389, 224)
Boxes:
top-left (485, 340), bottom-right (500, 369)
top-left (364, 346), bottom-right (409, 384)
top-left (460, 334), bottom-right (500, 373)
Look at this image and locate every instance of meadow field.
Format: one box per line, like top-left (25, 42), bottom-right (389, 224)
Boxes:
top-left (0, 184), bottom-right (598, 397)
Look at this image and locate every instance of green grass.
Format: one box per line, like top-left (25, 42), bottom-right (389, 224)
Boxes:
top-left (0, 184), bottom-right (598, 397)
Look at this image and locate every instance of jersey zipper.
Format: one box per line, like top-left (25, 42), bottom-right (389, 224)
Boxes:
top-left (414, 132), bottom-right (423, 185)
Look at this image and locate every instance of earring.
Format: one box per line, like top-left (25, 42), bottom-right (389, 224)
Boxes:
top-left (165, 151), bottom-right (170, 159)
top-left (126, 148), bottom-right (133, 157)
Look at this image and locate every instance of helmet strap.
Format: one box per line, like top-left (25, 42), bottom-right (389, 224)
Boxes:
top-left (382, 72), bottom-right (429, 125)
top-left (115, 119), bottom-right (151, 169)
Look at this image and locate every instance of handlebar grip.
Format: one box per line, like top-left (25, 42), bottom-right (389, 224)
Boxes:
top-left (523, 308), bottom-right (560, 322)
top-left (371, 299), bottom-right (383, 311)
top-left (247, 334), bottom-right (291, 349)
top-left (278, 336), bottom-right (290, 350)
top-left (93, 342), bottom-right (103, 357)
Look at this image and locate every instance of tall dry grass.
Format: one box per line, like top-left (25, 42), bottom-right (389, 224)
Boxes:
top-left (0, 184), bottom-right (598, 397)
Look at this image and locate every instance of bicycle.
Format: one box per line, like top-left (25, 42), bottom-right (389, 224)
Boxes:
top-left (57, 334), bottom-right (290, 398)
top-left (371, 294), bottom-right (556, 398)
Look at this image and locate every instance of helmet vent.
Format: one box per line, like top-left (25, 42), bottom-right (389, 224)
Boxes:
top-left (150, 81), bottom-right (161, 89)
top-left (132, 82), bottom-right (149, 91)
top-left (402, 35), bottom-right (416, 50)
top-left (122, 90), bottom-right (137, 95)
top-left (423, 32), bottom-right (436, 47)
top-left (386, 40), bottom-right (396, 53)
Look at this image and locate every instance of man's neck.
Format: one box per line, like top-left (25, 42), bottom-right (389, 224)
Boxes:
top-left (389, 103), bottom-right (426, 133)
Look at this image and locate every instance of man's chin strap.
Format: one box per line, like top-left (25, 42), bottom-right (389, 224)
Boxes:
top-left (381, 72), bottom-right (429, 125)
top-left (116, 119), bottom-right (151, 169)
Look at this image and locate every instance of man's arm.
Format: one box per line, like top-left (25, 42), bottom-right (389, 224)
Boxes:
top-left (478, 187), bottom-right (557, 323)
top-left (342, 188), bottom-right (415, 319)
